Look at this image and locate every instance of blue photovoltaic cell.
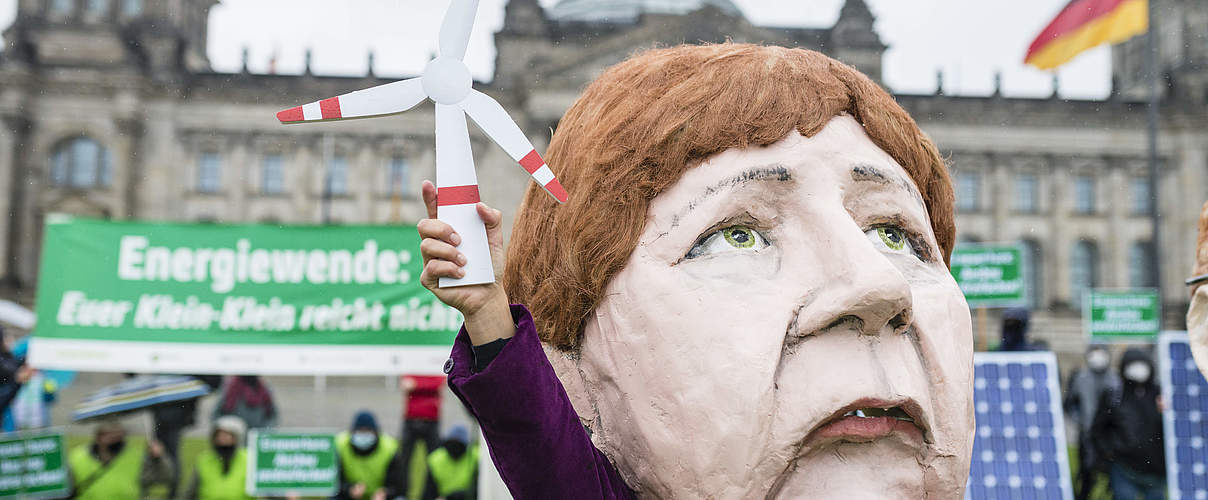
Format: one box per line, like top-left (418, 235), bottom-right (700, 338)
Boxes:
top-left (966, 352), bottom-right (1073, 500)
top-left (1159, 333), bottom-right (1208, 500)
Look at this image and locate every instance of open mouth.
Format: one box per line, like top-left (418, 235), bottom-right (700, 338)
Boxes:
top-left (804, 398), bottom-right (929, 447)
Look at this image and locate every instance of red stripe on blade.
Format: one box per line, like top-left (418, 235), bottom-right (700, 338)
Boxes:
top-left (320, 97), bottom-right (342, 119)
top-left (519, 150), bottom-right (544, 174)
top-left (277, 107), bottom-right (304, 123)
top-left (544, 179), bottom-right (568, 204)
top-left (437, 185), bottom-right (481, 206)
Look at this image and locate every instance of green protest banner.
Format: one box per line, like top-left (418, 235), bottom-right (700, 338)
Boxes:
top-left (1086, 289), bottom-right (1161, 342)
top-left (29, 216), bottom-right (460, 375)
top-left (950, 244), bottom-right (1027, 308)
top-left (0, 432), bottom-right (68, 499)
top-left (247, 431), bottom-right (338, 497)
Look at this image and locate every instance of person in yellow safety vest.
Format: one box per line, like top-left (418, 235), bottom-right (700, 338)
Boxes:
top-left (182, 415), bottom-right (251, 500)
top-left (336, 410), bottom-right (404, 500)
top-left (66, 420), bottom-right (174, 500)
top-left (422, 426), bottom-right (478, 500)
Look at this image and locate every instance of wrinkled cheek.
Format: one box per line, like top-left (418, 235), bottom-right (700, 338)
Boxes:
top-left (912, 282), bottom-right (975, 495)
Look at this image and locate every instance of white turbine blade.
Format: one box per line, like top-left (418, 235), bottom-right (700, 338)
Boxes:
top-left (461, 90), bottom-right (568, 204)
top-left (277, 78), bottom-right (427, 123)
top-left (438, 0), bottom-right (480, 61)
top-left (435, 104), bottom-right (494, 287)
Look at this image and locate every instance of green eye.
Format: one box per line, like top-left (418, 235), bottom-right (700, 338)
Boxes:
top-left (723, 227), bottom-right (757, 249)
top-left (685, 225), bottom-right (770, 259)
top-left (877, 227), bottom-right (907, 251)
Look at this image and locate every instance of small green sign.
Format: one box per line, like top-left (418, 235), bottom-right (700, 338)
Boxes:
top-left (247, 431), bottom-right (338, 497)
top-left (0, 432), bottom-right (68, 499)
top-left (1086, 289), bottom-right (1161, 341)
top-left (950, 244), bottom-right (1027, 307)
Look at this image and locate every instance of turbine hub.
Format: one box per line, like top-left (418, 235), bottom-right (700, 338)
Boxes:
top-left (423, 57), bottom-right (473, 105)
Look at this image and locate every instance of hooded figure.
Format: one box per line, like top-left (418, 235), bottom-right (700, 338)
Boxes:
top-left (423, 426), bottom-right (478, 500)
top-left (998, 307), bottom-right (1037, 351)
top-left (183, 415), bottom-right (250, 500)
top-left (1090, 348), bottom-right (1166, 499)
top-left (67, 420), bottom-right (174, 500)
top-left (336, 410), bottom-right (403, 500)
top-left (1064, 345), bottom-right (1121, 499)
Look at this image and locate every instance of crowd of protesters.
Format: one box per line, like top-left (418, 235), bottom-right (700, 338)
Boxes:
top-left (40, 371), bottom-right (477, 500)
top-left (996, 308), bottom-right (1167, 499)
top-left (0, 318), bottom-right (1171, 499)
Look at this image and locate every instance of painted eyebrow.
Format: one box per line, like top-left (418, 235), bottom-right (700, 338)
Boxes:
top-left (671, 164), bottom-right (793, 227)
top-left (850, 162), bottom-right (924, 206)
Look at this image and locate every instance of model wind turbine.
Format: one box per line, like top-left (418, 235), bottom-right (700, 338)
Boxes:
top-left (276, 0), bottom-right (567, 288)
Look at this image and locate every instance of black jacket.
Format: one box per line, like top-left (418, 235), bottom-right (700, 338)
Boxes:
top-left (1089, 348), bottom-right (1165, 476)
top-left (0, 349), bottom-right (25, 414)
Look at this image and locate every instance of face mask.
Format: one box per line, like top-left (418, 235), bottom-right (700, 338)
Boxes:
top-left (350, 432), bottom-right (377, 450)
top-left (444, 440), bottom-right (467, 459)
top-left (1086, 350), bottom-right (1110, 371)
top-left (214, 444), bottom-right (236, 459)
top-left (105, 440), bottom-right (126, 456)
top-left (1124, 361), bottom-right (1151, 383)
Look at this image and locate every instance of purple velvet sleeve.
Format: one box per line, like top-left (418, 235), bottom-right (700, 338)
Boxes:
top-left (446, 304), bottom-right (636, 500)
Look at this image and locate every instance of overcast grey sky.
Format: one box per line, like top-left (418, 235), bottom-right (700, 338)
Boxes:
top-left (0, 0), bottom-right (1115, 99)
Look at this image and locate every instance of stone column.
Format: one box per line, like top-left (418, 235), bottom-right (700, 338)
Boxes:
top-left (1105, 157), bottom-right (1128, 288)
top-left (114, 116), bottom-right (146, 220)
top-left (1049, 157), bottom-right (1073, 308)
top-left (0, 116), bottom-right (31, 286)
top-left (991, 153), bottom-right (1010, 232)
top-left (229, 134), bottom-right (251, 222)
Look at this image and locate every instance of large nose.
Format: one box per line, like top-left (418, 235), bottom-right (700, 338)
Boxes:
top-left (789, 222), bottom-right (914, 339)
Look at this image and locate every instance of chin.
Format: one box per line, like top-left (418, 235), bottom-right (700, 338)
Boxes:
top-left (768, 438), bottom-right (937, 500)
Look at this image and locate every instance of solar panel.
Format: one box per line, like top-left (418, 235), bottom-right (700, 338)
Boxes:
top-left (966, 351), bottom-right (1074, 500)
top-left (1158, 332), bottom-right (1208, 500)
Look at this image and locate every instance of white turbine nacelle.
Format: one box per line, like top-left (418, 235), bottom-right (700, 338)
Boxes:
top-left (277, 0), bottom-right (567, 288)
top-left (423, 57), bottom-right (473, 105)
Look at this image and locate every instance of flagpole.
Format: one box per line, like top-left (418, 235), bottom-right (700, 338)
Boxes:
top-left (1145, 0), bottom-right (1162, 317)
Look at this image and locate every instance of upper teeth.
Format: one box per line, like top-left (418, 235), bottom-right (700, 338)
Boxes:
top-left (843, 407), bottom-right (914, 422)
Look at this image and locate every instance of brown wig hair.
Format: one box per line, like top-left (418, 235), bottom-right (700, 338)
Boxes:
top-left (503, 43), bottom-right (955, 351)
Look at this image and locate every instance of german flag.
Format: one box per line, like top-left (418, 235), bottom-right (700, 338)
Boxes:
top-left (1025, 0), bottom-right (1148, 70)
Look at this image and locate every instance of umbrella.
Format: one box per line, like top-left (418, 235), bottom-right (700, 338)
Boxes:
top-left (0, 300), bottom-right (34, 330)
top-left (72, 375), bottom-right (212, 422)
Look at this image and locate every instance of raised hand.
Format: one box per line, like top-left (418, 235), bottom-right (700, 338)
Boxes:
top-left (418, 180), bottom-right (515, 345)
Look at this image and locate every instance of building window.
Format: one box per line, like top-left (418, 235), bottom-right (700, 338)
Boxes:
top-left (388, 156), bottom-right (409, 196)
top-left (1015, 174), bottom-right (1038, 213)
top-left (262, 154), bottom-right (284, 194)
top-left (327, 155), bottom-right (348, 196)
top-left (1073, 175), bottom-right (1096, 214)
top-left (120, 0), bottom-right (141, 16)
top-left (87, 0), bottom-right (109, 16)
top-left (1020, 239), bottom-right (1043, 308)
top-left (956, 171), bottom-right (981, 213)
top-left (50, 137), bottom-right (112, 189)
top-left (198, 152), bottom-right (221, 193)
top-left (1070, 240), bottom-right (1099, 306)
top-left (1131, 177), bottom-right (1152, 215)
top-left (51, 0), bottom-right (74, 16)
top-left (1129, 241), bottom-right (1156, 288)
